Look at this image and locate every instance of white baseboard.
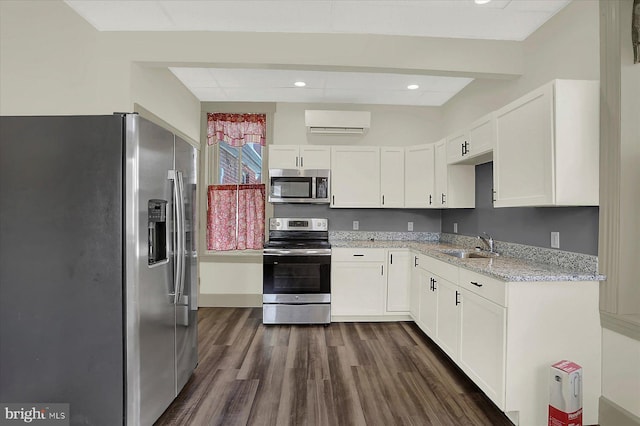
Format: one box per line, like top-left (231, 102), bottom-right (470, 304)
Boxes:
top-left (199, 293), bottom-right (261, 307)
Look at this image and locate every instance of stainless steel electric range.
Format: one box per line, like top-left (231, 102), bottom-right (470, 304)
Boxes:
top-left (262, 218), bottom-right (331, 324)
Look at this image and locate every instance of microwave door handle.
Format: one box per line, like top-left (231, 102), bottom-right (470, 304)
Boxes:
top-left (311, 177), bottom-right (316, 199)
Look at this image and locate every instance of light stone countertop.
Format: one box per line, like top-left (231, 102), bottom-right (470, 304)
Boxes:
top-left (330, 239), bottom-right (606, 283)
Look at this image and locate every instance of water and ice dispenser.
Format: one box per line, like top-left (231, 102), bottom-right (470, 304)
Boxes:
top-left (148, 199), bottom-right (167, 265)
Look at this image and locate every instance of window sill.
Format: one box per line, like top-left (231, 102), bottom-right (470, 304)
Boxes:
top-left (200, 249), bottom-right (263, 263)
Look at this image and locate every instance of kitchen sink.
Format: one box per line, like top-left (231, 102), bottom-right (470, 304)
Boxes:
top-left (441, 250), bottom-right (495, 259)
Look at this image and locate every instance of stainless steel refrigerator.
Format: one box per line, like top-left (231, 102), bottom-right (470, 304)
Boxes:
top-left (0, 114), bottom-right (198, 425)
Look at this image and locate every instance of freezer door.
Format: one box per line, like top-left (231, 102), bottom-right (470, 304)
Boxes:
top-left (125, 115), bottom-right (176, 426)
top-left (0, 115), bottom-right (125, 425)
top-left (174, 135), bottom-right (198, 393)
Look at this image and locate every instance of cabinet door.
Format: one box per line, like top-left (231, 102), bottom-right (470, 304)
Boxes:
top-left (459, 289), bottom-right (506, 409)
top-left (434, 140), bottom-right (448, 208)
top-left (386, 250), bottom-right (410, 312)
top-left (446, 131), bottom-right (467, 164)
top-left (436, 277), bottom-right (460, 361)
top-left (331, 146), bottom-right (380, 208)
top-left (331, 262), bottom-right (385, 316)
top-left (418, 271), bottom-right (437, 338)
top-left (380, 147), bottom-right (405, 208)
top-left (467, 114), bottom-right (494, 161)
top-left (409, 255), bottom-right (421, 320)
top-left (405, 145), bottom-right (435, 208)
top-left (494, 84), bottom-right (554, 207)
top-left (299, 145), bottom-right (331, 169)
top-left (268, 145), bottom-right (300, 169)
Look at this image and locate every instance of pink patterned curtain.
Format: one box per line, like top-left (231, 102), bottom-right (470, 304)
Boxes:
top-left (207, 113), bottom-right (266, 146)
top-left (207, 184), bottom-right (265, 251)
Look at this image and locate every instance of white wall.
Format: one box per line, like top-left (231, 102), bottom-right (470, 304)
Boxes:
top-left (441, 0), bottom-right (600, 134)
top-left (0, 1), bottom-right (201, 142)
top-left (131, 64), bottom-right (201, 146)
top-left (273, 103), bottom-right (443, 146)
top-left (602, 328), bottom-right (640, 418)
top-left (0, 1), bottom-right (107, 114)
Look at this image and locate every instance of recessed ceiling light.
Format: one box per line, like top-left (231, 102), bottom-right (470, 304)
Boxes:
top-left (474, 0), bottom-right (491, 4)
top-left (407, 84), bottom-right (419, 90)
top-left (294, 81), bottom-right (306, 87)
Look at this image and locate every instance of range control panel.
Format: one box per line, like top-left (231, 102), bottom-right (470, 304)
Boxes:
top-left (269, 218), bottom-right (328, 232)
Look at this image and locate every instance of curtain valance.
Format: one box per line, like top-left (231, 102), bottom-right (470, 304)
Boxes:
top-left (207, 113), bottom-right (266, 146)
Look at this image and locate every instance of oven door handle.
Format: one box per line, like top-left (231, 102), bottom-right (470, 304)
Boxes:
top-left (263, 248), bottom-right (332, 256)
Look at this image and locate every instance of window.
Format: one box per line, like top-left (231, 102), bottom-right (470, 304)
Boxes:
top-left (217, 142), bottom-right (262, 185)
top-left (205, 113), bottom-right (266, 251)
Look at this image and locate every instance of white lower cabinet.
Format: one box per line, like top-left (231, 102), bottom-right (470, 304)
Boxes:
top-left (386, 250), bottom-right (410, 313)
top-left (331, 248), bottom-right (386, 318)
top-left (435, 277), bottom-right (460, 361)
top-left (334, 247), bottom-right (601, 426)
top-left (458, 288), bottom-right (506, 409)
top-left (410, 251), bottom-right (600, 426)
top-left (409, 254), bottom-right (421, 320)
top-left (417, 270), bottom-right (437, 338)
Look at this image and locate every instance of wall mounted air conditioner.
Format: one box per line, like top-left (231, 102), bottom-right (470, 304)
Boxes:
top-left (305, 110), bottom-right (371, 135)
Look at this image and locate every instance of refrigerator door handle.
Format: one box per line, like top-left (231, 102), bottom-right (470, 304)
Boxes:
top-left (168, 169), bottom-right (183, 303)
top-left (176, 170), bottom-right (187, 303)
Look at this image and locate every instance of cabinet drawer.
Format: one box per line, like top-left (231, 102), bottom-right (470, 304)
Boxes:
top-left (459, 269), bottom-right (507, 307)
top-left (332, 248), bottom-right (386, 262)
top-left (422, 256), bottom-right (459, 283)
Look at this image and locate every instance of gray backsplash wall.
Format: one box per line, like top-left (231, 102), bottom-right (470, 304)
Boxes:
top-left (441, 162), bottom-right (599, 255)
top-left (273, 204), bottom-right (441, 232)
top-left (273, 162), bottom-right (598, 255)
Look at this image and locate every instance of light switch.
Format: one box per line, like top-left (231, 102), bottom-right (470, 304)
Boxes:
top-left (453, 223), bottom-right (458, 234)
top-left (551, 232), bottom-right (560, 249)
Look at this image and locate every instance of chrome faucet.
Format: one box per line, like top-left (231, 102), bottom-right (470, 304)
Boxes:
top-left (477, 232), bottom-right (497, 254)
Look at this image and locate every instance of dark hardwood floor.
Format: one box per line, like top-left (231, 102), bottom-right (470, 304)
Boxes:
top-left (155, 308), bottom-right (513, 426)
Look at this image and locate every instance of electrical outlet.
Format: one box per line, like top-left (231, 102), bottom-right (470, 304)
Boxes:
top-left (551, 231), bottom-right (560, 249)
top-left (353, 220), bottom-right (359, 231)
top-left (408, 222), bottom-right (414, 231)
top-left (453, 223), bottom-right (458, 234)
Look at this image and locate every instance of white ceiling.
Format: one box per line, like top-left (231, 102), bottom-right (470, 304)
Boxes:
top-left (168, 68), bottom-right (475, 106)
top-left (64, 0), bottom-right (572, 106)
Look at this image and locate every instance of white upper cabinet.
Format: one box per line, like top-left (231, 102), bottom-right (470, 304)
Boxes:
top-left (299, 145), bottom-right (331, 169)
top-left (447, 114), bottom-right (495, 166)
top-left (405, 144), bottom-right (436, 208)
top-left (268, 145), bottom-right (299, 169)
top-left (446, 130), bottom-right (468, 164)
top-left (493, 79), bottom-right (599, 207)
top-left (268, 145), bottom-right (331, 169)
top-left (380, 147), bottom-right (405, 208)
top-left (331, 146), bottom-right (380, 208)
top-left (435, 139), bottom-right (475, 209)
top-left (467, 114), bottom-right (495, 163)
top-left (434, 140), bottom-right (448, 207)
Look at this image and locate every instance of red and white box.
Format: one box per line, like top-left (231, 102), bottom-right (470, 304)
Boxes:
top-left (549, 360), bottom-right (583, 426)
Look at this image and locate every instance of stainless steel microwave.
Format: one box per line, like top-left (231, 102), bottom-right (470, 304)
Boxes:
top-left (268, 169), bottom-right (330, 204)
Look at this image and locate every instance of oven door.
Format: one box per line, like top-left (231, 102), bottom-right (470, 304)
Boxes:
top-left (263, 248), bottom-right (331, 302)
